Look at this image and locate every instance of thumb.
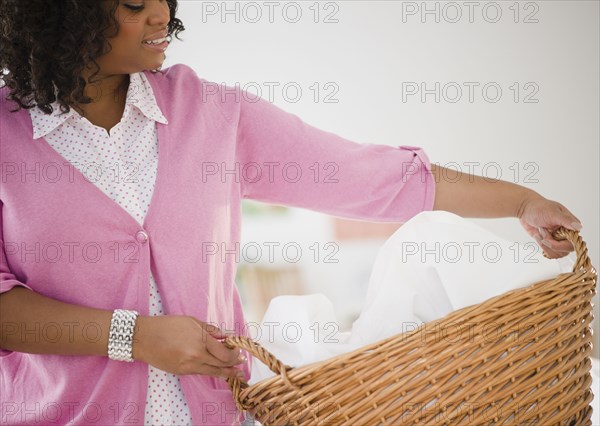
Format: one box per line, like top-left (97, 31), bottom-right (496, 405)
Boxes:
top-left (544, 214), bottom-right (582, 238)
top-left (204, 325), bottom-right (237, 340)
top-left (561, 214), bottom-right (583, 232)
top-left (210, 329), bottom-right (237, 339)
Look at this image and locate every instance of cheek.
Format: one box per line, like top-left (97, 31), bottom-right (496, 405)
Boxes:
top-left (120, 20), bottom-right (143, 42)
top-left (109, 25), bottom-right (144, 57)
top-left (111, 9), bottom-right (144, 48)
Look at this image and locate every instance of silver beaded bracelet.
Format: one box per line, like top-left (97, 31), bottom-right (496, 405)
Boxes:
top-left (107, 309), bottom-right (139, 362)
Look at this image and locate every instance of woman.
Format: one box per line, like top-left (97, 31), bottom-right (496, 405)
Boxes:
top-left (0, 1), bottom-right (582, 425)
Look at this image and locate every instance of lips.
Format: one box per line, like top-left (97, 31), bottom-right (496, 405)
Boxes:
top-left (143, 40), bottom-right (169, 52)
top-left (142, 29), bottom-right (168, 43)
top-left (143, 39), bottom-right (169, 52)
top-left (143, 36), bottom-right (168, 45)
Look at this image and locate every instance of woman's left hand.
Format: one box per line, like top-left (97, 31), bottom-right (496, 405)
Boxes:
top-left (518, 194), bottom-right (583, 259)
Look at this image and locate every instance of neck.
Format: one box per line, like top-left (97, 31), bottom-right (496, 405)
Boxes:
top-left (72, 69), bottom-right (130, 117)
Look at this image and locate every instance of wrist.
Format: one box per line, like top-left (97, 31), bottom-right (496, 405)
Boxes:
top-left (131, 315), bottom-right (150, 362)
top-left (107, 309), bottom-right (139, 362)
top-left (516, 188), bottom-right (545, 219)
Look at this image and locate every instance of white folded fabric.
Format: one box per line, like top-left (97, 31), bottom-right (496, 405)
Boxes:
top-left (348, 210), bottom-right (574, 347)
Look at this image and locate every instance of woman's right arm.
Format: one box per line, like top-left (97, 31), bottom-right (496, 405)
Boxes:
top-left (0, 286), bottom-right (245, 378)
top-left (0, 286), bottom-right (114, 356)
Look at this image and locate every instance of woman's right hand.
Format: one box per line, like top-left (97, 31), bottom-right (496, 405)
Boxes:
top-left (131, 315), bottom-right (246, 379)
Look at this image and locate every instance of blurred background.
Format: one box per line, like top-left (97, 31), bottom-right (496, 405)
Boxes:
top-left (163, 0), bottom-right (599, 363)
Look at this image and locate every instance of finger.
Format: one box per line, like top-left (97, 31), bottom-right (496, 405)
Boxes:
top-left (208, 329), bottom-right (237, 340)
top-left (542, 238), bottom-right (575, 253)
top-left (205, 334), bottom-right (242, 365)
top-left (543, 250), bottom-right (570, 260)
top-left (538, 228), bottom-right (575, 253)
top-left (539, 240), bottom-right (570, 259)
top-left (190, 318), bottom-right (237, 348)
top-left (197, 321), bottom-right (226, 337)
top-left (196, 364), bottom-right (245, 380)
top-left (194, 319), bottom-right (237, 339)
top-left (200, 322), bottom-right (221, 335)
top-left (190, 319), bottom-right (243, 364)
top-left (534, 235), bottom-right (563, 259)
top-left (201, 350), bottom-right (246, 368)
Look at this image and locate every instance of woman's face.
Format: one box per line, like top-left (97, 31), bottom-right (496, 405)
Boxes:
top-left (96, 0), bottom-right (171, 75)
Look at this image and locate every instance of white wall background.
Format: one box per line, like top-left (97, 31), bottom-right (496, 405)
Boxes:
top-left (163, 1), bottom-right (599, 356)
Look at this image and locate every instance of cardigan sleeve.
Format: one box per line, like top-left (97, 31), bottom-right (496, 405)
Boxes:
top-left (234, 92), bottom-right (437, 222)
top-left (1, 201), bottom-right (34, 356)
top-left (0, 201), bottom-right (33, 295)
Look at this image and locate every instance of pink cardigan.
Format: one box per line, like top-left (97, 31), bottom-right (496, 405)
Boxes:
top-left (0, 63), bottom-right (436, 425)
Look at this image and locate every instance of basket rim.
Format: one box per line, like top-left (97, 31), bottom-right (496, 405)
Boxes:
top-left (236, 267), bottom-right (597, 389)
top-left (223, 226), bottom-right (598, 403)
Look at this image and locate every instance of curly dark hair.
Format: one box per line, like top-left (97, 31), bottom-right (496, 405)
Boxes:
top-left (0, 0), bottom-right (185, 115)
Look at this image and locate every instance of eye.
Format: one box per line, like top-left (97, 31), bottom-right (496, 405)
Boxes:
top-left (124, 3), bottom-right (144, 11)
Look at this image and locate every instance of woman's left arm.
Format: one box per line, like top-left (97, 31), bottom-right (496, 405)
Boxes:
top-left (429, 164), bottom-right (583, 259)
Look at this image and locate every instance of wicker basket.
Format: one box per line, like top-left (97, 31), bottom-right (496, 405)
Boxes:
top-left (224, 227), bottom-right (597, 425)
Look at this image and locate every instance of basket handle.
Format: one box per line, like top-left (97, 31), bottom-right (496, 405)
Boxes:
top-left (221, 335), bottom-right (302, 411)
top-left (543, 226), bottom-right (594, 274)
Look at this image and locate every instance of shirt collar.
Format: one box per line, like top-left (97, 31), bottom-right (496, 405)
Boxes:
top-left (127, 71), bottom-right (169, 126)
top-left (30, 71), bottom-right (168, 140)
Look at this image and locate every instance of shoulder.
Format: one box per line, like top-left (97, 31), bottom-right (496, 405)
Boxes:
top-left (142, 63), bottom-right (199, 93)
top-left (156, 62), bottom-right (198, 80)
top-left (143, 63), bottom-right (240, 123)
top-left (143, 63), bottom-right (216, 94)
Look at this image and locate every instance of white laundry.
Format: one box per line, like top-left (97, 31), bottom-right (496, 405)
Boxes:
top-left (247, 210), bottom-right (599, 425)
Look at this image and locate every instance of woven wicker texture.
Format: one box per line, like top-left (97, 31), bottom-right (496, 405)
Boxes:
top-left (224, 227), bottom-right (597, 425)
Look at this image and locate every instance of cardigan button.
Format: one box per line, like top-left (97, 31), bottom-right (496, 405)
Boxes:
top-left (136, 230), bottom-right (149, 244)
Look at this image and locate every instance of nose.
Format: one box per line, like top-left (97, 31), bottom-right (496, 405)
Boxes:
top-left (148, 0), bottom-right (171, 27)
